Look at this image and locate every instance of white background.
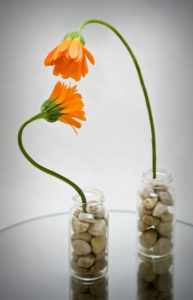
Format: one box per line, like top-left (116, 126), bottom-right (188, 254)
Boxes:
top-left (0, 0), bottom-right (193, 229)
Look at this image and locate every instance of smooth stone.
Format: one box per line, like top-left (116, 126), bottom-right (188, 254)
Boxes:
top-left (95, 249), bottom-right (106, 260)
top-left (138, 262), bottom-right (157, 282)
top-left (72, 240), bottom-right (92, 256)
top-left (142, 215), bottom-right (160, 226)
top-left (78, 213), bottom-right (96, 223)
top-left (157, 222), bottom-right (172, 237)
top-left (87, 201), bottom-right (98, 214)
top-left (139, 187), bottom-right (154, 200)
top-left (78, 255), bottom-right (95, 268)
top-left (90, 258), bottom-right (107, 274)
top-left (88, 219), bottom-right (106, 236)
top-left (95, 207), bottom-right (105, 219)
top-left (71, 259), bottom-right (89, 275)
top-left (72, 252), bottom-right (79, 262)
top-left (153, 184), bottom-right (167, 192)
top-left (91, 236), bottom-right (106, 254)
top-left (155, 272), bottom-right (172, 292)
top-left (143, 197), bottom-right (158, 209)
top-left (73, 208), bottom-right (82, 217)
top-left (71, 232), bottom-right (92, 242)
top-left (138, 205), bottom-right (153, 219)
top-left (139, 229), bottom-right (158, 248)
top-left (72, 217), bottom-right (89, 233)
top-left (153, 238), bottom-right (172, 254)
top-left (153, 202), bottom-right (167, 216)
top-left (152, 256), bottom-right (173, 275)
top-left (159, 191), bottom-right (173, 206)
top-left (160, 210), bottom-right (174, 223)
top-left (138, 220), bottom-right (149, 232)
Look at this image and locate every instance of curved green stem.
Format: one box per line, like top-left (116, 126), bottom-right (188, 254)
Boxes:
top-left (78, 19), bottom-right (157, 178)
top-left (18, 113), bottom-right (87, 211)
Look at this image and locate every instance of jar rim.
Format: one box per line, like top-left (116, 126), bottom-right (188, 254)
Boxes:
top-left (73, 187), bottom-right (105, 204)
top-left (142, 168), bottom-right (173, 184)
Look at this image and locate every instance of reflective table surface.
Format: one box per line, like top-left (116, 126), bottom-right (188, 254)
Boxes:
top-left (0, 211), bottom-right (193, 300)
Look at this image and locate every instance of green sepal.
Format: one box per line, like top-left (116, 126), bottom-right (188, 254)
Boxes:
top-left (63, 31), bottom-right (85, 45)
top-left (41, 99), bottom-right (63, 123)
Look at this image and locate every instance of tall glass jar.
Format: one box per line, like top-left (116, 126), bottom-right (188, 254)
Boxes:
top-left (137, 169), bottom-right (175, 259)
top-left (69, 188), bottom-right (109, 281)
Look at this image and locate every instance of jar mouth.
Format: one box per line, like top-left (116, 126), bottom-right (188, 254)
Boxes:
top-left (73, 188), bottom-right (105, 204)
top-left (142, 168), bottom-right (173, 185)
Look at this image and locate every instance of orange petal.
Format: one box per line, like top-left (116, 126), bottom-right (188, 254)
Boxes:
top-left (70, 111), bottom-right (86, 121)
top-left (63, 116), bottom-right (82, 128)
top-left (83, 46), bottom-right (95, 64)
top-left (68, 39), bottom-right (80, 59)
top-left (82, 56), bottom-right (88, 77)
top-left (49, 81), bottom-right (62, 100)
top-left (57, 39), bottom-right (71, 52)
top-left (44, 47), bottom-right (57, 66)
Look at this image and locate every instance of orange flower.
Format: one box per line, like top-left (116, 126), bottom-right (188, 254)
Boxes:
top-left (44, 32), bottom-right (95, 81)
top-left (41, 81), bottom-right (86, 133)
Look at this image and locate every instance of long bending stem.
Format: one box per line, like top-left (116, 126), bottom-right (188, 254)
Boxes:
top-left (18, 113), bottom-right (87, 210)
top-left (78, 19), bottom-right (157, 178)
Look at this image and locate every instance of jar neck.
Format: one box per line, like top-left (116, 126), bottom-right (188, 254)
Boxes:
top-left (73, 188), bottom-right (105, 206)
top-left (142, 169), bottom-right (173, 186)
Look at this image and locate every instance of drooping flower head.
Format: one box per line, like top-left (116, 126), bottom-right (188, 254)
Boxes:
top-left (44, 32), bottom-right (95, 81)
top-left (41, 81), bottom-right (86, 133)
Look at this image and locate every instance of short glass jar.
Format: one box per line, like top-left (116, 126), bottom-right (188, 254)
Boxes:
top-left (69, 188), bottom-right (109, 281)
top-left (137, 169), bottom-right (175, 259)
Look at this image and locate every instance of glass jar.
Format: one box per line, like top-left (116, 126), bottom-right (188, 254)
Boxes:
top-left (137, 169), bottom-right (175, 259)
top-left (137, 254), bottom-right (173, 299)
top-left (69, 188), bottom-right (109, 281)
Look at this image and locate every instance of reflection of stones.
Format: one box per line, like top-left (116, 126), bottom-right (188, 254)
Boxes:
top-left (137, 255), bottom-right (173, 300)
top-left (152, 256), bottom-right (173, 274)
top-left (71, 275), bottom-right (108, 300)
top-left (138, 183), bottom-right (174, 256)
top-left (71, 201), bottom-right (108, 278)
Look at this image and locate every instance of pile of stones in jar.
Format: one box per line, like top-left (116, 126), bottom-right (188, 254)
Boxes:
top-left (71, 201), bottom-right (108, 277)
top-left (138, 184), bottom-right (174, 255)
top-left (138, 256), bottom-right (173, 300)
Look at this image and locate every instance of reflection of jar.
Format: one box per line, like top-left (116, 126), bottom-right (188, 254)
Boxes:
top-left (70, 275), bottom-right (108, 299)
top-left (137, 169), bottom-right (175, 258)
top-left (69, 188), bottom-right (109, 280)
top-left (137, 254), bottom-right (173, 300)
